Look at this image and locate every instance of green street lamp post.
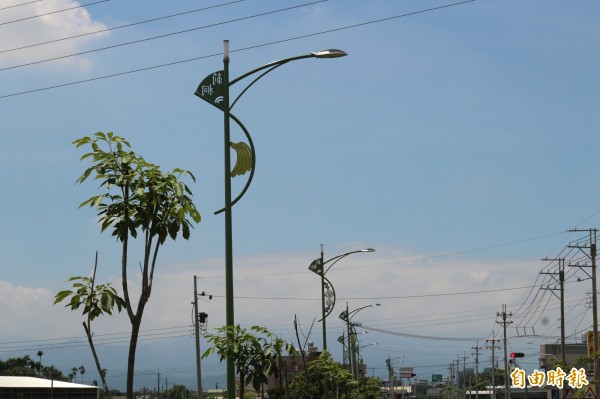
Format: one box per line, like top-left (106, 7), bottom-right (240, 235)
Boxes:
top-left (308, 246), bottom-right (375, 398)
top-left (339, 302), bottom-right (381, 378)
top-left (308, 246), bottom-right (375, 352)
top-left (195, 41), bottom-right (347, 399)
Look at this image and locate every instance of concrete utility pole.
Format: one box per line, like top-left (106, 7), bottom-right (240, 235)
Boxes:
top-left (448, 363), bottom-right (454, 399)
top-left (497, 305), bottom-right (512, 399)
top-left (568, 228), bottom-right (598, 397)
top-left (463, 352), bottom-right (467, 390)
top-left (472, 341), bottom-right (481, 399)
top-left (541, 257), bottom-right (566, 364)
top-left (193, 276), bottom-right (212, 399)
top-left (486, 337), bottom-right (500, 399)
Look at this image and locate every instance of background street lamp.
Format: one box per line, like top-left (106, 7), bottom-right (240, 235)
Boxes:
top-left (386, 356), bottom-right (405, 399)
top-left (308, 246), bottom-right (375, 352)
top-left (195, 41), bottom-right (347, 399)
top-left (356, 342), bottom-right (378, 377)
top-left (308, 246), bottom-right (374, 399)
top-left (339, 302), bottom-right (381, 378)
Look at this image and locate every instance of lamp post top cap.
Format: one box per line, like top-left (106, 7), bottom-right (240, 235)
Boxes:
top-left (311, 49), bottom-right (348, 58)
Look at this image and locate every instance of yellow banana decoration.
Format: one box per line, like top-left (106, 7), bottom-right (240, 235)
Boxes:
top-left (230, 141), bottom-right (253, 177)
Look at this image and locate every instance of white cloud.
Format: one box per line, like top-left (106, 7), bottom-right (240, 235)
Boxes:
top-left (0, 246), bottom-right (565, 383)
top-left (0, 0), bottom-right (110, 71)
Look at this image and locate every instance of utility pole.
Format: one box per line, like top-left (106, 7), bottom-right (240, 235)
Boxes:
top-left (472, 341), bottom-right (481, 399)
top-left (568, 228), bottom-right (598, 397)
top-left (463, 352), bottom-right (467, 390)
top-left (486, 336), bottom-right (500, 399)
top-left (541, 257), bottom-right (566, 364)
top-left (448, 363), bottom-right (454, 399)
top-left (193, 276), bottom-right (212, 399)
top-left (497, 305), bottom-right (512, 399)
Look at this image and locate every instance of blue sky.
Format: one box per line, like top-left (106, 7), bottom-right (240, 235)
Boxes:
top-left (1, 0), bottom-right (599, 391)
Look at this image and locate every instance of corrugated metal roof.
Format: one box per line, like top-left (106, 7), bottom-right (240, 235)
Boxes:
top-left (0, 376), bottom-right (98, 389)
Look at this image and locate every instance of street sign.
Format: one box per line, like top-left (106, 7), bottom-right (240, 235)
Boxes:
top-left (564, 388), bottom-right (575, 399)
top-left (194, 70), bottom-right (226, 111)
top-left (432, 374), bottom-right (443, 383)
top-left (584, 387), bottom-right (597, 399)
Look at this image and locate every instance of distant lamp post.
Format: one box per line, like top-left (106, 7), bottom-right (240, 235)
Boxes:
top-left (356, 342), bottom-right (378, 377)
top-left (308, 246), bottom-right (375, 352)
top-left (339, 302), bottom-right (381, 378)
top-left (308, 246), bottom-right (374, 398)
top-left (195, 41), bottom-right (347, 399)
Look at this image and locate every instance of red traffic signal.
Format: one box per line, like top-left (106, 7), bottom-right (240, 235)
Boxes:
top-left (407, 373), bottom-right (416, 378)
top-left (510, 352), bottom-right (525, 358)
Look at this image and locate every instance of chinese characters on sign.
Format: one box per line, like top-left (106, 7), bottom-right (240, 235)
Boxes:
top-left (510, 367), bottom-right (588, 389)
top-left (194, 70), bottom-right (226, 111)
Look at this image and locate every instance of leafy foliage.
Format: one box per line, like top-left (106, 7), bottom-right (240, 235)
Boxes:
top-left (203, 325), bottom-right (296, 398)
top-left (0, 356), bottom-right (70, 381)
top-left (58, 132), bottom-right (202, 399)
top-left (287, 352), bottom-right (380, 399)
top-left (73, 132), bottom-right (201, 243)
top-left (54, 276), bottom-right (125, 320)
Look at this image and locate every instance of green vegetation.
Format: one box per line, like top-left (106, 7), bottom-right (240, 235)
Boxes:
top-left (56, 132), bottom-right (201, 399)
top-left (286, 352), bottom-right (380, 399)
top-left (203, 325), bottom-right (296, 399)
top-left (0, 355), bottom-right (70, 381)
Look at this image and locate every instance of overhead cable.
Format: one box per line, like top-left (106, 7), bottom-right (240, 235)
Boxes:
top-left (0, 0), bottom-right (109, 26)
top-left (0, 0), bottom-right (476, 99)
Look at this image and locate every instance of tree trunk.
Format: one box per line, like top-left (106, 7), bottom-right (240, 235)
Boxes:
top-left (83, 321), bottom-right (110, 397)
top-left (239, 372), bottom-right (244, 399)
top-left (126, 316), bottom-right (142, 399)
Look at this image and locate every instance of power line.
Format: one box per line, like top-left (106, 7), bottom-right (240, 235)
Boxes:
top-left (0, 0), bottom-right (244, 55)
top-left (0, 0), bottom-right (43, 12)
top-left (218, 284), bottom-right (539, 301)
top-left (0, 0), bottom-right (109, 27)
top-left (0, 0), bottom-right (327, 72)
top-left (0, 0), bottom-right (476, 99)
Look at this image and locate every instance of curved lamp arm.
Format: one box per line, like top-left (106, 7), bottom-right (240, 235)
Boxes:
top-left (324, 248), bottom-right (375, 275)
top-left (340, 303), bottom-right (381, 322)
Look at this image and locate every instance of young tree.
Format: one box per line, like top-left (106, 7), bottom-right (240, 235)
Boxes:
top-left (64, 132), bottom-right (201, 398)
top-left (55, 252), bottom-right (125, 395)
top-left (287, 352), bottom-right (380, 399)
top-left (203, 325), bottom-right (296, 399)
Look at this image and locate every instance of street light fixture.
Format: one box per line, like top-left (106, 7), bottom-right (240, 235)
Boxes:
top-left (307, 246), bottom-right (374, 398)
top-left (339, 302), bottom-right (381, 378)
top-left (308, 246), bottom-right (375, 352)
top-left (195, 41), bottom-right (347, 399)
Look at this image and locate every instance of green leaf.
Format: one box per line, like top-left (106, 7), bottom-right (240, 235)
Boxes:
top-left (54, 290), bottom-right (73, 304)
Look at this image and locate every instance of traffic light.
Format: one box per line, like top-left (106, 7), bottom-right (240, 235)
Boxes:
top-left (408, 373), bottom-right (416, 378)
top-left (510, 352), bottom-right (525, 358)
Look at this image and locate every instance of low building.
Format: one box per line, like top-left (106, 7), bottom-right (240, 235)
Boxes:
top-left (0, 376), bottom-right (99, 399)
top-left (539, 340), bottom-right (589, 371)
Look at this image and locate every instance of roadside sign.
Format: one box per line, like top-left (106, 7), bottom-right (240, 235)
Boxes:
top-left (564, 388), bottom-right (575, 399)
top-left (584, 387), bottom-right (596, 399)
